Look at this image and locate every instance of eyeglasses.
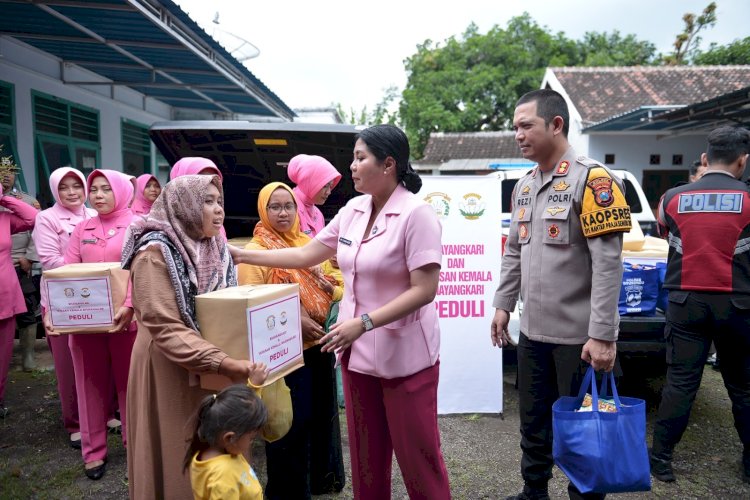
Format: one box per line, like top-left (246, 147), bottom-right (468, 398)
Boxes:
top-left (267, 203), bottom-right (296, 214)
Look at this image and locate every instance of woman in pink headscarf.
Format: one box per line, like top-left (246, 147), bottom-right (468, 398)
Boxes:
top-left (0, 175), bottom-right (38, 419)
top-left (130, 174), bottom-right (161, 216)
top-left (33, 167), bottom-right (96, 448)
top-left (170, 157), bottom-right (227, 239)
top-left (287, 154), bottom-right (341, 237)
top-left (49, 169), bottom-right (137, 481)
top-left (169, 157), bottom-right (223, 181)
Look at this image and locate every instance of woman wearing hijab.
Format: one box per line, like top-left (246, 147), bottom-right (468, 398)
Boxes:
top-left (32, 167), bottom-right (96, 448)
top-left (122, 175), bottom-right (268, 500)
top-left (287, 154), bottom-right (341, 237)
top-left (54, 169), bottom-right (136, 480)
top-left (231, 125), bottom-right (450, 500)
top-left (169, 156), bottom-right (223, 181)
top-left (238, 182), bottom-right (344, 499)
top-left (170, 157), bottom-right (228, 240)
top-left (0, 175), bottom-right (38, 419)
top-left (130, 173), bottom-right (161, 216)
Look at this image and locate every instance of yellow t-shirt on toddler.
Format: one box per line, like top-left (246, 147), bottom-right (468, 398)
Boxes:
top-left (190, 452), bottom-right (263, 500)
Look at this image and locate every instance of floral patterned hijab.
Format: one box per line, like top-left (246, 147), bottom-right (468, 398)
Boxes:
top-left (122, 175), bottom-right (236, 330)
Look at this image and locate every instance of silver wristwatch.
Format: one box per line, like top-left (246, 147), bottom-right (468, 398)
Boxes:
top-left (361, 313), bottom-right (374, 332)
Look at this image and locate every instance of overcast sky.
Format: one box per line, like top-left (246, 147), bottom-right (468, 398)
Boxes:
top-left (174, 0), bottom-right (749, 114)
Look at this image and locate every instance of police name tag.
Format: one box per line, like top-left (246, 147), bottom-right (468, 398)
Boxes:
top-left (678, 192), bottom-right (743, 213)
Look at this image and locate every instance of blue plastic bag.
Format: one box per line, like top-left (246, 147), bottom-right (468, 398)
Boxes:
top-left (619, 262), bottom-right (659, 316)
top-left (552, 366), bottom-right (651, 494)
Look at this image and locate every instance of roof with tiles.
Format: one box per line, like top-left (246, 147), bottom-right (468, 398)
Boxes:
top-left (550, 66), bottom-right (750, 125)
top-left (420, 131), bottom-right (521, 163)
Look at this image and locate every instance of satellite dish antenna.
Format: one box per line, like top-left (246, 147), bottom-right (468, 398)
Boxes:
top-left (210, 12), bottom-right (261, 62)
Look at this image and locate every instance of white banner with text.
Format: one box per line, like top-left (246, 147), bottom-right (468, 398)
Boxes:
top-left (421, 175), bottom-right (504, 414)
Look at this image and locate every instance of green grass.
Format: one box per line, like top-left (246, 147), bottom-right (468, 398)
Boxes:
top-left (0, 456), bottom-right (81, 499)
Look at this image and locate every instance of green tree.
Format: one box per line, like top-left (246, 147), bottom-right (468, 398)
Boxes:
top-left (576, 31), bottom-right (657, 66)
top-left (661, 2), bottom-right (717, 65)
top-left (336, 85), bottom-right (401, 126)
top-left (693, 37), bottom-right (750, 65)
top-left (400, 15), bottom-right (580, 158)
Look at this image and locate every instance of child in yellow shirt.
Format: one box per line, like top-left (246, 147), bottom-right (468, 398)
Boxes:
top-left (185, 384), bottom-right (268, 500)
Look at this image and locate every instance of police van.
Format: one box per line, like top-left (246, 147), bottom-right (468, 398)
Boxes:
top-left (149, 121), bottom-right (361, 238)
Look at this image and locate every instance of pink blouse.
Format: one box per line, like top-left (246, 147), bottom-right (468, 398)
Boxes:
top-left (316, 185), bottom-right (443, 379)
top-left (64, 210), bottom-right (135, 307)
top-left (0, 195), bottom-right (39, 320)
top-left (33, 203), bottom-right (96, 308)
top-left (34, 203), bottom-right (96, 271)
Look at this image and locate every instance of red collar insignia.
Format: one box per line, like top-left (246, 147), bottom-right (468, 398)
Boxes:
top-left (556, 161), bottom-right (570, 175)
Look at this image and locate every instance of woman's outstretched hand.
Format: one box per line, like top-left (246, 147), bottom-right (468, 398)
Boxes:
top-left (228, 244), bottom-right (243, 265)
top-left (319, 318), bottom-right (365, 353)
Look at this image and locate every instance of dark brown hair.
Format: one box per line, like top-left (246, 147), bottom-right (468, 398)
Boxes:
top-left (183, 384), bottom-right (267, 471)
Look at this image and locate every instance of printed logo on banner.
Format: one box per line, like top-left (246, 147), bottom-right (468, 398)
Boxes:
top-left (80, 288), bottom-right (91, 298)
top-left (459, 193), bottom-right (486, 220)
top-left (423, 192), bottom-right (451, 219)
top-left (266, 315), bottom-right (276, 330)
top-left (280, 311), bottom-right (288, 326)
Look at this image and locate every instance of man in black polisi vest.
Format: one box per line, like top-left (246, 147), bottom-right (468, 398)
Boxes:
top-left (650, 126), bottom-right (750, 484)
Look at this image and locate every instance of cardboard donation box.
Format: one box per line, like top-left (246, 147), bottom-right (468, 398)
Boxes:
top-left (196, 284), bottom-right (304, 391)
top-left (43, 263), bottom-right (129, 334)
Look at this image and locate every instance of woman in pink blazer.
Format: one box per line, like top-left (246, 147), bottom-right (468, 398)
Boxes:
top-left (33, 167), bottom-right (96, 448)
top-left (0, 189), bottom-right (38, 418)
top-left (287, 154), bottom-right (341, 237)
top-left (232, 125), bottom-right (450, 500)
top-left (56, 169), bottom-right (136, 480)
top-left (130, 174), bottom-right (161, 217)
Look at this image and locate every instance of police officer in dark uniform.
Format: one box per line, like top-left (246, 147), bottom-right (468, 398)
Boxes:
top-left (650, 126), bottom-right (750, 483)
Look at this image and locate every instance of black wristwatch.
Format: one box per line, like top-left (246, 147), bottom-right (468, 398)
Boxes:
top-left (361, 313), bottom-right (374, 332)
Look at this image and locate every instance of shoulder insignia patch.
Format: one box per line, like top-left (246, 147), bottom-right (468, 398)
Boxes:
top-left (580, 166), bottom-right (632, 237)
top-left (587, 176), bottom-right (614, 207)
top-left (556, 161), bottom-right (570, 175)
top-left (531, 167), bottom-right (538, 178)
top-left (552, 180), bottom-right (570, 192)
